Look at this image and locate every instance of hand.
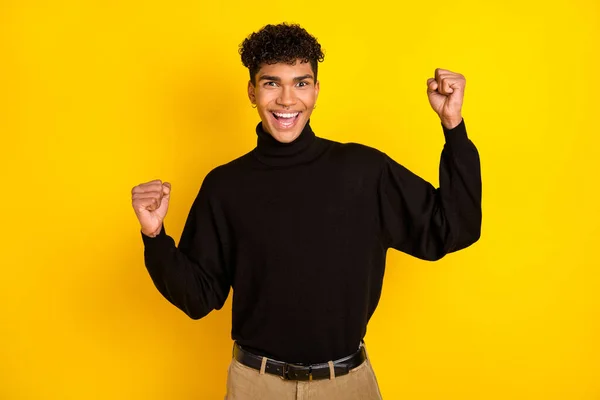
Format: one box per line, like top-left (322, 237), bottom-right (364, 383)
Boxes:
top-left (131, 179), bottom-right (171, 237)
top-left (427, 68), bottom-right (465, 129)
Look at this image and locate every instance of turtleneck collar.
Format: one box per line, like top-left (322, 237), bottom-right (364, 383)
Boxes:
top-left (253, 119), bottom-right (327, 167)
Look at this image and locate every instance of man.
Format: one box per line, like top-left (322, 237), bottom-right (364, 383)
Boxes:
top-left (131, 23), bottom-right (481, 399)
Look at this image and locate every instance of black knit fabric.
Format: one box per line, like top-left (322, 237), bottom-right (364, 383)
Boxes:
top-left (141, 118), bottom-right (482, 364)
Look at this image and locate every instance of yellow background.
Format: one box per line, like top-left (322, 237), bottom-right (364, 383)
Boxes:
top-left (1, 0), bottom-right (599, 398)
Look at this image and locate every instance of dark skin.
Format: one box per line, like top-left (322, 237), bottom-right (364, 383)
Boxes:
top-left (247, 59), bottom-right (320, 143)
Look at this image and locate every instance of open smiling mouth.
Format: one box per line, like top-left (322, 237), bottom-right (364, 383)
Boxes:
top-left (271, 111), bottom-right (301, 129)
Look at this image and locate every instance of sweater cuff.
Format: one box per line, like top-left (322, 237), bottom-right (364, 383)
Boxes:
top-left (141, 223), bottom-right (169, 247)
top-left (442, 118), bottom-right (468, 146)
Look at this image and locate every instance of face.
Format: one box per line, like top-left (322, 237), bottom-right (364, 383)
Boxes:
top-left (247, 59), bottom-right (320, 143)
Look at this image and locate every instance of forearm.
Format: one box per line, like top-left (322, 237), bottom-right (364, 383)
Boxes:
top-left (439, 118), bottom-right (482, 252)
top-left (141, 225), bottom-right (228, 320)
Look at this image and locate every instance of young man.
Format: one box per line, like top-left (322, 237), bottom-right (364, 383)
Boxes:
top-left (131, 23), bottom-right (481, 399)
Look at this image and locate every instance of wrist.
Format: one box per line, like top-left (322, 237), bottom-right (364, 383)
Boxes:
top-left (441, 115), bottom-right (462, 130)
top-left (142, 225), bottom-right (162, 238)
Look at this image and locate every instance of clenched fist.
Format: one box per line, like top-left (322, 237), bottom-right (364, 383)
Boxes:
top-left (131, 179), bottom-right (171, 237)
top-left (427, 68), bottom-right (465, 130)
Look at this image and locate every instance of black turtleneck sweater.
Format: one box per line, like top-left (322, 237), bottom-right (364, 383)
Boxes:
top-left (141, 119), bottom-right (481, 364)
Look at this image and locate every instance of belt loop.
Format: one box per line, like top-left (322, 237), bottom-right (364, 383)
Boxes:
top-left (259, 357), bottom-right (267, 375)
top-left (328, 361), bottom-right (335, 380)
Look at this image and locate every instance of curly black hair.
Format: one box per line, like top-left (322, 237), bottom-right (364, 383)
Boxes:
top-left (239, 23), bottom-right (325, 86)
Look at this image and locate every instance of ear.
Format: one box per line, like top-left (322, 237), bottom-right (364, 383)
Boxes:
top-left (314, 80), bottom-right (320, 101)
top-left (247, 80), bottom-right (256, 104)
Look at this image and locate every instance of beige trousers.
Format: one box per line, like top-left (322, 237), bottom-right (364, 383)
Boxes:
top-left (224, 348), bottom-right (383, 399)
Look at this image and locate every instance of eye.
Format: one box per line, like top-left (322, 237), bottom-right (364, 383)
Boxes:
top-left (264, 81), bottom-right (278, 87)
top-left (297, 81), bottom-right (309, 87)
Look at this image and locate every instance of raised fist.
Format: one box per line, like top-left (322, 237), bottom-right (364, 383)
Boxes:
top-left (131, 179), bottom-right (171, 237)
top-left (426, 68), bottom-right (465, 129)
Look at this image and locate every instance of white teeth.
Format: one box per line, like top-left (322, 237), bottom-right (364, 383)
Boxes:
top-left (273, 112), bottom-right (299, 118)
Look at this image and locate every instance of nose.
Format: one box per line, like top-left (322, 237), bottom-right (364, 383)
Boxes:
top-left (276, 86), bottom-right (296, 108)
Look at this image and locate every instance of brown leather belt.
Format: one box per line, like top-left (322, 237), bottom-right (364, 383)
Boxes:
top-left (232, 342), bottom-right (367, 381)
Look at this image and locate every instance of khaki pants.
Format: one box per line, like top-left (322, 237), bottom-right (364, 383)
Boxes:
top-left (225, 347), bottom-right (383, 399)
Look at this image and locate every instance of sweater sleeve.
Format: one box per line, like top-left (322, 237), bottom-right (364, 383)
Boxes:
top-left (378, 118), bottom-right (482, 261)
top-left (141, 174), bottom-right (232, 319)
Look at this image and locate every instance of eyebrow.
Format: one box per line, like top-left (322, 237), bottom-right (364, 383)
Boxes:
top-left (258, 74), bottom-right (314, 82)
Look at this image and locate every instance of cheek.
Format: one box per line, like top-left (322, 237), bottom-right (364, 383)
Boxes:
top-left (299, 92), bottom-right (317, 106)
top-left (257, 90), bottom-right (277, 105)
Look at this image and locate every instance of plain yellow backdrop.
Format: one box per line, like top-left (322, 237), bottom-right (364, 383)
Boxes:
top-left (1, 0), bottom-right (599, 399)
